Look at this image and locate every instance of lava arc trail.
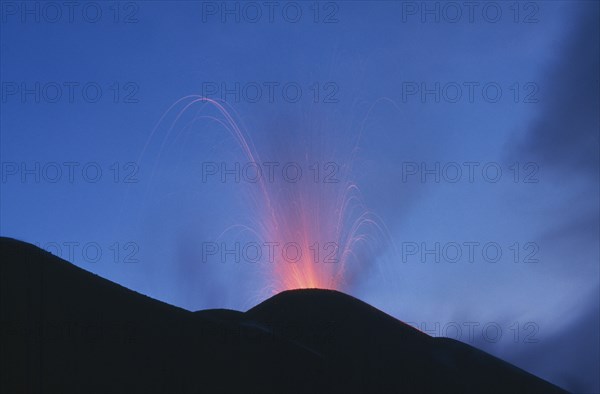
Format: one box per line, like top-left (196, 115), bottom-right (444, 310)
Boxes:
top-left (140, 96), bottom-right (389, 295)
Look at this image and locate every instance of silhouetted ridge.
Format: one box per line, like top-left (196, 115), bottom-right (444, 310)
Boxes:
top-left (1, 238), bottom-right (567, 393)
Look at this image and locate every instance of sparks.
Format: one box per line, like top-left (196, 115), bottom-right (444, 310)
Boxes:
top-left (142, 96), bottom-right (389, 296)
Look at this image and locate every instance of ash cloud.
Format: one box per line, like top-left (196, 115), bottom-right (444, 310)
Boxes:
top-left (519, 4), bottom-right (599, 178)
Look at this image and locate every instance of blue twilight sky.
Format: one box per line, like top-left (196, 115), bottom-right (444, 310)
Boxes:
top-left (1, 1), bottom-right (598, 392)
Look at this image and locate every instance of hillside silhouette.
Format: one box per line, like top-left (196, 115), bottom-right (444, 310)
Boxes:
top-left (0, 237), bottom-right (567, 393)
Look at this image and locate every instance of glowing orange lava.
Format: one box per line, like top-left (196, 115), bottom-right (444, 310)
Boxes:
top-left (145, 96), bottom-right (386, 296)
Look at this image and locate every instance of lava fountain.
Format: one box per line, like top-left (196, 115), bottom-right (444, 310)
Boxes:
top-left (140, 96), bottom-right (389, 295)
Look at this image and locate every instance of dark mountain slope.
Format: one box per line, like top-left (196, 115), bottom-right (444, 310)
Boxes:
top-left (0, 237), bottom-right (566, 393)
top-left (0, 237), bottom-right (324, 394)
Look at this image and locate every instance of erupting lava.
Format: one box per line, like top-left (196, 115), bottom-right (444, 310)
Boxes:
top-left (143, 96), bottom-right (386, 294)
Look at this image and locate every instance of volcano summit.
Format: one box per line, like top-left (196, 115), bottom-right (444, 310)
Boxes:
top-left (0, 237), bottom-right (566, 393)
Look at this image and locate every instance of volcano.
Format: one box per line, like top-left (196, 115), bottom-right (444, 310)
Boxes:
top-left (0, 237), bottom-right (566, 393)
